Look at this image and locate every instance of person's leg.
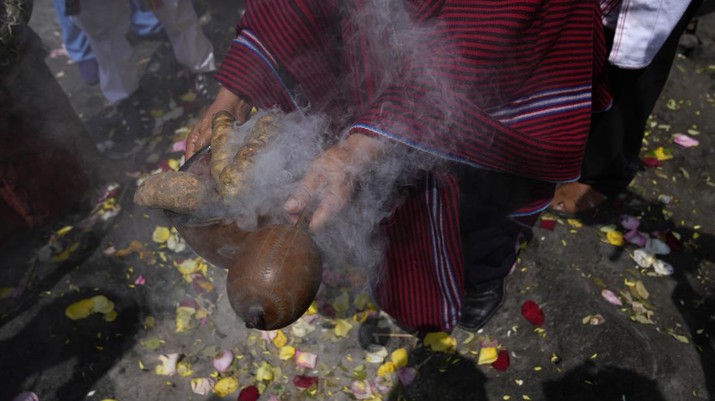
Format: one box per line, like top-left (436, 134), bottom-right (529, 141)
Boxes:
top-left (129, 0), bottom-right (164, 38)
top-left (52, 0), bottom-right (99, 85)
top-left (52, 0), bottom-right (93, 62)
top-left (552, 0), bottom-right (705, 215)
top-left (149, 0), bottom-right (215, 73)
top-left (454, 165), bottom-right (540, 330)
top-left (70, 0), bottom-right (138, 104)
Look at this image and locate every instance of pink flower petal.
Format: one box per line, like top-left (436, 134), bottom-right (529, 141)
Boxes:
top-left (624, 230), bottom-right (648, 247)
top-left (620, 215), bottom-right (640, 231)
top-left (213, 350), bottom-right (234, 373)
top-left (295, 350), bottom-right (318, 369)
top-left (172, 140), bottom-right (187, 152)
top-left (134, 275), bottom-right (146, 286)
top-left (397, 367), bottom-right (418, 386)
top-left (673, 133), bottom-right (699, 148)
top-left (261, 330), bottom-right (278, 341)
top-left (601, 289), bottom-right (622, 306)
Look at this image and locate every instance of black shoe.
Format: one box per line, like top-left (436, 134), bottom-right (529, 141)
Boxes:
top-left (458, 278), bottom-right (505, 332)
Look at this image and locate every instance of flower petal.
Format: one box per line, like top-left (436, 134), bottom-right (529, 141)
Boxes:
top-left (213, 377), bottom-right (239, 397)
top-left (673, 133), bottom-right (699, 148)
top-left (213, 350), bottom-right (234, 373)
top-left (653, 259), bottom-right (674, 276)
top-left (521, 300), bottom-right (545, 325)
top-left (423, 332), bottom-right (457, 352)
top-left (491, 350), bottom-right (510, 371)
top-left (477, 347), bottom-right (498, 365)
top-left (391, 348), bottom-right (409, 368)
top-left (601, 289), bottom-right (622, 306)
top-left (295, 350), bottom-right (318, 369)
top-left (238, 385), bottom-right (260, 401)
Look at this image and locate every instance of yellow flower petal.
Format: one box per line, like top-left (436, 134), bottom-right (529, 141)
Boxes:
top-left (256, 361), bottom-right (274, 381)
top-left (152, 226), bottom-right (172, 243)
top-left (391, 348), bottom-right (409, 368)
top-left (377, 361), bottom-right (396, 377)
top-left (307, 301), bottom-right (319, 315)
top-left (65, 298), bottom-right (95, 320)
top-left (654, 147), bottom-right (673, 161)
top-left (175, 258), bottom-right (201, 275)
top-left (91, 295), bottom-right (114, 314)
top-left (279, 345), bottom-right (296, 360)
top-left (213, 377), bottom-right (239, 397)
top-left (334, 319), bottom-right (353, 337)
top-left (176, 306), bottom-right (196, 333)
top-left (606, 230), bottom-right (625, 246)
top-left (272, 330), bottom-right (288, 348)
top-left (168, 159), bottom-right (182, 171)
top-left (103, 310), bottom-right (118, 322)
top-left (477, 347), bottom-right (498, 365)
top-left (423, 332), bottom-right (457, 352)
top-left (177, 360), bottom-right (193, 377)
top-left (333, 291), bottom-right (350, 314)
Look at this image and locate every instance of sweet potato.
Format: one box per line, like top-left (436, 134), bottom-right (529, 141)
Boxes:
top-left (133, 171), bottom-right (217, 214)
top-left (218, 112), bottom-right (280, 198)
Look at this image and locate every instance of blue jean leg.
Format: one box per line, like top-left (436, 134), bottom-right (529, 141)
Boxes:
top-left (52, 0), bottom-right (94, 62)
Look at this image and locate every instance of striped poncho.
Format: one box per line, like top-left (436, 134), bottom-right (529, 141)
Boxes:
top-left (216, 0), bottom-right (610, 332)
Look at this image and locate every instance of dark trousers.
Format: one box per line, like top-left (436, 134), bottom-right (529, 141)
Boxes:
top-left (580, 0), bottom-right (704, 196)
top-left (454, 164), bottom-right (537, 287)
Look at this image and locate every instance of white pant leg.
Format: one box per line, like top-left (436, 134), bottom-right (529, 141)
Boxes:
top-left (71, 1), bottom-right (139, 104)
top-left (151, 0), bottom-right (216, 73)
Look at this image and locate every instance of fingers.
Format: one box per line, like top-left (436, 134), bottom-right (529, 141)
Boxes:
top-left (284, 168), bottom-right (324, 223)
top-left (309, 180), bottom-right (350, 230)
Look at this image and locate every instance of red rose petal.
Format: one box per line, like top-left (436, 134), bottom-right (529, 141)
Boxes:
top-left (491, 350), bottom-right (510, 371)
top-left (293, 375), bottom-right (319, 389)
top-left (642, 157), bottom-right (662, 168)
top-left (237, 385), bottom-right (260, 401)
top-left (521, 300), bottom-right (545, 325)
top-left (539, 219), bottom-right (557, 231)
top-left (665, 231), bottom-right (684, 252)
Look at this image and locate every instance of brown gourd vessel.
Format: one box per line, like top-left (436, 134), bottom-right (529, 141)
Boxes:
top-left (227, 219), bottom-right (322, 330)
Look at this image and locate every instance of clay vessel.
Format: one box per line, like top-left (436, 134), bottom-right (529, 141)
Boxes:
top-left (226, 223), bottom-right (322, 330)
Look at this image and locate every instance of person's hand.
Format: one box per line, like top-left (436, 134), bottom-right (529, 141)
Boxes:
top-left (284, 134), bottom-right (385, 231)
top-left (185, 87), bottom-right (253, 159)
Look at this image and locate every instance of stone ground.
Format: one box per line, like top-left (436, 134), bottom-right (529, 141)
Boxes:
top-left (1, 1), bottom-right (715, 401)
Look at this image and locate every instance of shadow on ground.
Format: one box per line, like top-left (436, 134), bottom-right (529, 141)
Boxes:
top-left (0, 289), bottom-right (142, 401)
top-left (542, 361), bottom-right (667, 401)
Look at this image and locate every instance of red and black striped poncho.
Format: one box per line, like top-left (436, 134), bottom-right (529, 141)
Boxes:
top-left (216, 0), bottom-right (610, 332)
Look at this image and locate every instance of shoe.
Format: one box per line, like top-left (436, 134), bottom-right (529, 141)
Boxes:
top-left (78, 59), bottom-right (99, 86)
top-left (548, 182), bottom-right (606, 218)
top-left (458, 278), bottom-right (505, 332)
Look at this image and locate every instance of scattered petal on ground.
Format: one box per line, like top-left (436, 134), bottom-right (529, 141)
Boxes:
top-left (213, 350), bottom-right (234, 373)
top-left (521, 300), bottom-right (545, 325)
top-left (423, 332), bottom-right (457, 352)
top-left (213, 377), bottom-right (239, 397)
top-left (491, 350), bottom-right (510, 371)
top-left (190, 378), bottom-right (215, 395)
top-left (601, 289), bottom-right (622, 306)
top-left (673, 133), bottom-right (699, 147)
top-left (653, 259), bottom-right (675, 276)
top-left (237, 385), bottom-right (260, 401)
top-left (478, 347), bottom-right (499, 365)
